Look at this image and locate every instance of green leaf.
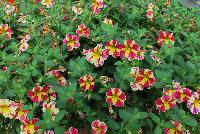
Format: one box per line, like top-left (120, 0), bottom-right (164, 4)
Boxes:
top-left (154, 126), bottom-right (162, 134)
top-left (54, 110), bottom-right (67, 122)
top-left (149, 113), bottom-right (160, 123)
top-left (54, 126), bottom-right (65, 134)
top-left (118, 109), bottom-right (132, 121)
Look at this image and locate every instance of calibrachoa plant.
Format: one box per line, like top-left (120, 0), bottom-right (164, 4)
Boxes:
top-left (0, 0), bottom-right (200, 133)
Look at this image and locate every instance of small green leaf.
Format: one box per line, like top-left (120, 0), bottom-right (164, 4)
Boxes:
top-left (54, 110), bottom-right (67, 122)
top-left (149, 113), bottom-right (160, 123)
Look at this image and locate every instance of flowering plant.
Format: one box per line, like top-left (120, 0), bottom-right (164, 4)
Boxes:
top-left (0, 0), bottom-right (199, 133)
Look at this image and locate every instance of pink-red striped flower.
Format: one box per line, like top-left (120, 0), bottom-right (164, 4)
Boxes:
top-left (187, 90), bottom-right (200, 114)
top-left (120, 40), bottom-right (145, 61)
top-left (155, 95), bottom-right (176, 112)
top-left (173, 88), bottom-right (193, 103)
top-left (79, 74), bottom-right (96, 91)
top-left (63, 34), bottom-right (80, 51)
top-left (83, 44), bottom-right (109, 67)
top-left (91, 120), bottom-right (107, 134)
top-left (64, 127), bottom-right (79, 134)
top-left (130, 67), bottom-right (156, 91)
top-left (105, 40), bottom-right (122, 58)
top-left (91, 0), bottom-right (104, 14)
top-left (20, 118), bottom-right (40, 134)
top-left (156, 31), bottom-right (175, 47)
top-left (76, 24), bottom-right (90, 37)
top-left (106, 88), bottom-right (126, 107)
top-left (42, 101), bottom-right (59, 121)
top-left (163, 121), bottom-right (184, 134)
top-left (0, 24), bottom-right (13, 39)
top-left (27, 85), bottom-right (56, 103)
top-left (11, 102), bottom-right (29, 122)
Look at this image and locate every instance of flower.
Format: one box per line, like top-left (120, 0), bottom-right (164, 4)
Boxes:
top-left (76, 24), bottom-right (90, 37)
top-left (173, 88), bottom-right (193, 103)
top-left (91, 120), bottom-right (107, 134)
top-left (72, 6), bottom-right (83, 15)
top-left (120, 40), bottom-right (144, 61)
top-left (0, 99), bottom-right (17, 119)
top-left (20, 118), bottom-right (40, 134)
top-left (42, 101), bottom-right (59, 120)
top-left (64, 127), bottom-right (79, 134)
top-left (130, 67), bottom-right (156, 91)
top-left (187, 90), bottom-right (200, 114)
top-left (79, 74), bottom-right (96, 91)
top-left (163, 89), bottom-right (176, 96)
top-left (41, 25), bottom-right (51, 35)
top-left (44, 130), bottom-right (54, 134)
top-left (106, 88), bottom-right (126, 107)
top-left (1, 66), bottom-right (7, 72)
top-left (27, 85), bottom-right (56, 103)
top-left (156, 31), bottom-right (175, 47)
top-left (63, 34), bottom-right (80, 51)
top-left (150, 49), bottom-right (161, 64)
top-left (0, 24), bottom-right (13, 39)
top-left (135, 49), bottom-right (146, 60)
top-left (155, 95), bottom-right (176, 112)
top-left (83, 44), bottom-right (109, 67)
top-left (11, 102), bottom-right (29, 122)
top-left (41, 0), bottom-right (55, 8)
top-left (130, 82), bottom-right (143, 91)
top-left (91, 0), bottom-right (104, 14)
top-left (47, 68), bottom-right (68, 86)
top-left (19, 41), bottom-right (29, 53)
top-left (105, 40), bottom-right (122, 58)
top-left (146, 3), bottom-right (154, 20)
top-left (102, 18), bottom-right (113, 25)
top-left (163, 121), bottom-right (184, 134)
top-left (135, 69), bottom-right (156, 88)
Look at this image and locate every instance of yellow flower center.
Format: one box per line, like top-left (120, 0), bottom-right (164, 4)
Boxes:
top-left (112, 95), bottom-right (120, 103)
top-left (96, 127), bottom-right (102, 133)
top-left (93, 50), bottom-right (101, 59)
top-left (163, 102), bottom-right (170, 110)
top-left (25, 123), bottom-right (35, 134)
top-left (194, 99), bottom-right (200, 107)
top-left (1, 105), bottom-right (10, 114)
top-left (108, 45), bottom-right (117, 52)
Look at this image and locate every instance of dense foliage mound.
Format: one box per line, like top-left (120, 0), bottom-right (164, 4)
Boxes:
top-left (0, 0), bottom-right (200, 133)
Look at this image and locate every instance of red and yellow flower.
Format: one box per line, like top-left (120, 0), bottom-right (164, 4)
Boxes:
top-left (91, 0), bottom-right (104, 14)
top-left (173, 88), bottom-right (193, 103)
top-left (0, 99), bottom-right (17, 119)
top-left (27, 85), bottom-right (56, 103)
top-left (120, 40), bottom-right (144, 61)
top-left (41, 0), bottom-right (55, 8)
top-left (91, 120), bottom-right (107, 134)
top-left (63, 34), bottom-right (80, 51)
top-left (64, 127), bottom-right (79, 134)
top-left (83, 44), bottom-right (109, 67)
top-left (42, 101), bottom-right (59, 120)
top-left (155, 95), bottom-right (176, 112)
top-left (48, 67), bottom-right (67, 86)
top-left (130, 67), bottom-right (156, 91)
top-left (163, 121), bottom-right (184, 134)
top-left (76, 24), bottom-right (90, 37)
top-left (105, 40), bottom-right (122, 58)
top-left (156, 31), bottom-right (175, 47)
top-left (106, 88), bottom-right (126, 107)
top-left (0, 24), bottom-right (13, 39)
top-left (79, 74), bottom-right (96, 91)
top-left (11, 102), bottom-right (29, 122)
top-left (187, 90), bottom-right (200, 114)
top-left (20, 118), bottom-right (40, 134)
